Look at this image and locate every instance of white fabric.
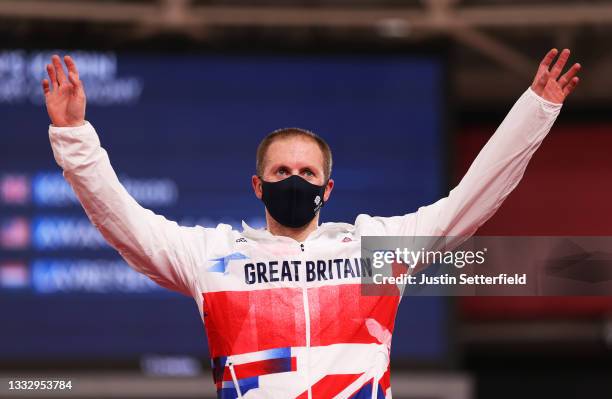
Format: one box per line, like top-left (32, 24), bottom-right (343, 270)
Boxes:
top-left (48, 87), bottom-right (561, 398)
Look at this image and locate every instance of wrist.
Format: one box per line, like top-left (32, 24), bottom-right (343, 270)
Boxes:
top-left (527, 87), bottom-right (563, 107)
top-left (51, 120), bottom-right (86, 128)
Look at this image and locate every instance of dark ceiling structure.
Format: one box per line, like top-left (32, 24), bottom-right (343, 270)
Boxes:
top-left (1, 0), bottom-right (609, 109)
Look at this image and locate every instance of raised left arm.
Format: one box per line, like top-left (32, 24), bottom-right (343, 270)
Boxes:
top-left (410, 49), bottom-right (580, 245)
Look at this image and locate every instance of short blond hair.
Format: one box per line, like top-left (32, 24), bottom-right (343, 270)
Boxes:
top-left (256, 127), bottom-right (333, 181)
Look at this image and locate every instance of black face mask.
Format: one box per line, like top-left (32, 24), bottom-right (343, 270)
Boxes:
top-left (260, 175), bottom-right (327, 228)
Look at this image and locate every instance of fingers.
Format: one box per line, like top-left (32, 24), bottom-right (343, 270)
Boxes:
top-left (562, 76), bottom-right (579, 98)
top-left (539, 48), bottom-right (558, 70)
top-left (68, 71), bottom-right (82, 93)
top-left (549, 48), bottom-right (570, 79)
top-left (531, 48), bottom-right (558, 92)
top-left (533, 69), bottom-right (550, 92)
top-left (42, 79), bottom-right (50, 96)
top-left (46, 63), bottom-right (58, 90)
top-left (51, 54), bottom-right (68, 85)
top-left (46, 54), bottom-right (82, 95)
top-left (533, 48), bottom-right (581, 99)
top-left (64, 55), bottom-right (81, 90)
top-left (558, 62), bottom-right (581, 88)
top-left (64, 55), bottom-right (79, 76)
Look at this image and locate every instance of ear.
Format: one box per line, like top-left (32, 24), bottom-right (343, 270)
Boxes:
top-left (252, 175), bottom-right (263, 200)
top-left (323, 178), bottom-right (334, 203)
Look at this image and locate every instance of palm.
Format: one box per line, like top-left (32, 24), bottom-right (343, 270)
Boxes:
top-left (42, 55), bottom-right (86, 127)
top-left (531, 48), bottom-right (581, 104)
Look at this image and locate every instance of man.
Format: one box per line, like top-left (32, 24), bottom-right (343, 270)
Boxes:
top-left (43, 49), bottom-right (580, 398)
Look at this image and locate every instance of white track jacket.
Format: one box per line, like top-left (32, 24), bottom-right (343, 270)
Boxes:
top-left (48, 87), bottom-right (561, 399)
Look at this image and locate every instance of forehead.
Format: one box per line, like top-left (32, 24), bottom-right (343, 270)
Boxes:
top-left (263, 136), bottom-right (324, 171)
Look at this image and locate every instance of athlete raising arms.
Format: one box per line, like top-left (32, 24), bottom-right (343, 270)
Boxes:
top-left (43, 49), bottom-right (579, 398)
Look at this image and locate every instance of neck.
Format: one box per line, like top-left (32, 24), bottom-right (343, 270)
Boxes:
top-left (266, 213), bottom-right (319, 242)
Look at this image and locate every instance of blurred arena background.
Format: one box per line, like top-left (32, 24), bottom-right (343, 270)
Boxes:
top-left (1, 0), bottom-right (612, 398)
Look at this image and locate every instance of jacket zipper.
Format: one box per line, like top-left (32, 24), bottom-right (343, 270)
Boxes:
top-left (228, 360), bottom-right (243, 398)
top-left (371, 349), bottom-right (388, 399)
top-left (300, 241), bottom-right (311, 399)
top-left (371, 377), bottom-right (379, 399)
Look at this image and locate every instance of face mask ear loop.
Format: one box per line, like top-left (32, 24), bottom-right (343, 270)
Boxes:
top-left (318, 178), bottom-right (330, 210)
top-left (257, 175), bottom-right (267, 204)
top-left (257, 175), bottom-right (267, 189)
top-left (323, 176), bottom-right (331, 193)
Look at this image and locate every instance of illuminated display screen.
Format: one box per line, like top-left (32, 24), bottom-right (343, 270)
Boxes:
top-left (0, 50), bottom-right (448, 365)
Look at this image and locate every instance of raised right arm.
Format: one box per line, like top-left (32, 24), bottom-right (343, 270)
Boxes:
top-left (44, 55), bottom-right (203, 296)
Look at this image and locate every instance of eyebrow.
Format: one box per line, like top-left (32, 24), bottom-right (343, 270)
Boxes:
top-left (270, 164), bottom-right (320, 174)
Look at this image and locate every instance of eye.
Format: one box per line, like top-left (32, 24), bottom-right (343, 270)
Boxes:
top-left (302, 169), bottom-right (314, 177)
top-left (277, 167), bottom-right (288, 176)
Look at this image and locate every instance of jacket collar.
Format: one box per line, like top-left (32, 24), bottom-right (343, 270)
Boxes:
top-left (241, 220), bottom-right (354, 242)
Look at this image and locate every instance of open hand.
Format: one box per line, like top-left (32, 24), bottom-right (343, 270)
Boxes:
top-left (42, 55), bottom-right (86, 127)
top-left (531, 48), bottom-right (580, 104)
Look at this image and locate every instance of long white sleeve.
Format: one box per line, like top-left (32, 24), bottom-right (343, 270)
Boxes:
top-left (48, 122), bottom-right (205, 297)
top-left (361, 87), bottom-right (562, 245)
